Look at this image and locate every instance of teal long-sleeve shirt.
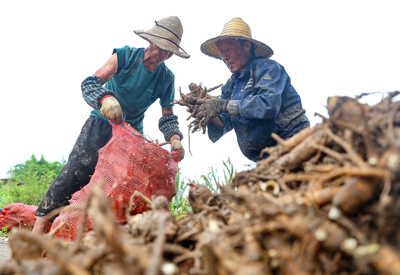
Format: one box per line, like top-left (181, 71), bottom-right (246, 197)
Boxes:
top-left (87, 46), bottom-right (175, 134)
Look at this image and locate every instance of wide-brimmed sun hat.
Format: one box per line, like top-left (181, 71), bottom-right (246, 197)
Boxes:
top-left (201, 17), bottom-right (273, 60)
top-left (134, 16), bottom-right (190, 59)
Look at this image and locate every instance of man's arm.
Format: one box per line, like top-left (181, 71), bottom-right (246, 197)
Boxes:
top-left (208, 97), bottom-right (232, 129)
top-left (227, 61), bottom-right (285, 119)
top-left (205, 84), bottom-right (233, 142)
top-left (81, 53), bottom-right (119, 110)
top-left (94, 53), bottom-right (118, 83)
top-left (81, 53), bottom-right (123, 123)
top-left (210, 117), bottom-right (225, 129)
top-left (161, 107), bottom-right (181, 141)
top-left (161, 106), bottom-right (185, 160)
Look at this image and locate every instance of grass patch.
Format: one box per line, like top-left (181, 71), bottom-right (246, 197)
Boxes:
top-left (169, 158), bottom-right (236, 216)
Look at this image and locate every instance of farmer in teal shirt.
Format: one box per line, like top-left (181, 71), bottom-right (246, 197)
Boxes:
top-left (32, 16), bottom-right (189, 235)
top-left (91, 45), bottom-right (177, 135)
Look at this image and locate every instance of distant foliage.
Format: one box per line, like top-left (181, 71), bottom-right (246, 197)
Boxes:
top-left (0, 155), bottom-right (65, 207)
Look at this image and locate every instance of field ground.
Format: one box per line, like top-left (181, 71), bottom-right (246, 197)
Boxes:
top-left (0, 237), bottom-right (11, 262)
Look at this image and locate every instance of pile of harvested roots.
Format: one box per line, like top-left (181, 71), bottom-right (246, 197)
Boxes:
top-left (2, 91), bottom-right (400, 275)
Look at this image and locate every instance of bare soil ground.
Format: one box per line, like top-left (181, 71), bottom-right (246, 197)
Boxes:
top-left (0, 237), bottom-right (11, 262)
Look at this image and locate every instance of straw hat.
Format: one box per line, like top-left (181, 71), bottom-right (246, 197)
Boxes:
top-left (134, 16), bottom-right (190, 59)
top-left (201, 17), bottom-right (273, 60)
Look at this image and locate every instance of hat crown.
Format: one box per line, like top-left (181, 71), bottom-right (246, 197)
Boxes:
top-left (134, 16), bottom-right (190, 59)
top-left (220, 17), bottom-right (252, 39)
top-left (148, 16), bottom-right (183, 46)
top-left (200, 17), bottom-right (273, 60)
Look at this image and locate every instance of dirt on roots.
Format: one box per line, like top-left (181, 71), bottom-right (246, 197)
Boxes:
top-left (1, 91), bottom-right (400, 274)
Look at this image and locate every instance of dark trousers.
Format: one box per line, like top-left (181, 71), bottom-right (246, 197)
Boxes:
top-left (35, 116), bottom-right (112, 221)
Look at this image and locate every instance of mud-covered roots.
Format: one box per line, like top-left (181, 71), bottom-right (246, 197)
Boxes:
top-left (3, 92), bottom-right (400, 275)
top-left (174, 82), bottom-right (223, 134)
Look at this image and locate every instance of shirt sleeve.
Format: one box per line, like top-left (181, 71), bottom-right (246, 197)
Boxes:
top-left (159, 77), bottom-right (175, 108)
top-left (113, 46), bottom-right (129, 75)
top-left (81, 76), bottom-right (116, 110)
top-left (160, 67), bottom-right (175, 108)
top-left (81, 47), bottom-right (129, 110)
top-left (228, 60), bottom-right (287, 119)
top-left (207, 113), bottom-right (232, 142)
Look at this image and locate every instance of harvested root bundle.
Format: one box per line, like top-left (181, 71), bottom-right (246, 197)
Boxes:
top-left (3, 92), bottom-right (400, 275)
top-left (174, 82), bottom-right (222, 134)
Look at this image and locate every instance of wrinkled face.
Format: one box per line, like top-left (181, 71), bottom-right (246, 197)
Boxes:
top-left (217, 39), bottom-right (251, 74)
top-left (148, 42), bottom-right (173, 64)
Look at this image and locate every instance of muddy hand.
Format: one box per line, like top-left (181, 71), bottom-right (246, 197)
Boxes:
top-left (100, 96), bottom-right (123, 124)
top-left (196, 98), bottom-right (228, 118)
top-left (171, 140), bottom-right (185, 160)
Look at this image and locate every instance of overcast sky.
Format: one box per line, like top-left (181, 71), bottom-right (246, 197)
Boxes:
top-left (1, 1), bottom-right (399, 182)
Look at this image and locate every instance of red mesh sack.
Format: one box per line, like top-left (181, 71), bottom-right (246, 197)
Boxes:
top-left (50, 121), bottom-right (179, 242)
top-left (0, 203), bottom-right (51, 233)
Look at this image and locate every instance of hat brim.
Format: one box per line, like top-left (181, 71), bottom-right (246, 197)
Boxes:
top-left (134, 30), bottom-right (190, 59)
top-left (200, 36), bottom-right (273, 60)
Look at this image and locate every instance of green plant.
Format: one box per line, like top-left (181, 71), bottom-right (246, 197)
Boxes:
top-left (169, 158), bottom-right (236, 216)
top-left (0, 226), bottom-right (9, 237)
top-left (169, 168), bottom-right (192, 217)
top-left (4, 155), bottom-right (65, 206)
top-left (198, 157), bottom-right (236, 192)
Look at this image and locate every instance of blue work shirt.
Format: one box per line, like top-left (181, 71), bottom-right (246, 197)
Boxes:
top-left (208, 56), bottom-right (310, 162)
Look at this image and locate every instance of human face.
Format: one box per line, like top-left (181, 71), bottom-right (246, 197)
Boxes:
top-left (147, 42), bottom-right (173, 64)
top-left (217, 39), bottom-right (251, 74)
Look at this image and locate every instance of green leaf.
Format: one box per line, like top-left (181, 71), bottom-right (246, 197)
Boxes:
top-left (4, 155), bottom-right (65, 206)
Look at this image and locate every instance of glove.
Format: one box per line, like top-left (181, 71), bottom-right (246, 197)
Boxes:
top-left (196, 97), bottom-right (228, 118)
top-left (100, 96), bottom-right (123, 124)
top-left (171, 140), bottom-right (185, 160)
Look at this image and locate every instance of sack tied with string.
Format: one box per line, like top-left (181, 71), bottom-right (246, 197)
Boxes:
top-left (50, 121), bottom-right (179, 242)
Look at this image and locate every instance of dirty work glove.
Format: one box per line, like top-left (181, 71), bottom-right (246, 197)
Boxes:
top-left (196, 98), bottom-right (229, 118)
top-left (171, 140), bottom-right (185, 160)
top-left (100, 96), bottom-right (123, 124)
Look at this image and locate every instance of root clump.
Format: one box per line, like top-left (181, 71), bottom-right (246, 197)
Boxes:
top-left (2, 92), bottom-right (400, 275)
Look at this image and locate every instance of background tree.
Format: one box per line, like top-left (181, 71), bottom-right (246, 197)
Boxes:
top-left (0, 155), bottom-right (65, 207)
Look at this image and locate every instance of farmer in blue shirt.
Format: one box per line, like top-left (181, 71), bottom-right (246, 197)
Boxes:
top-left (197, 17), bottom-right (310, 162)
top-left (32, 16), bottom-right (189, 235)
